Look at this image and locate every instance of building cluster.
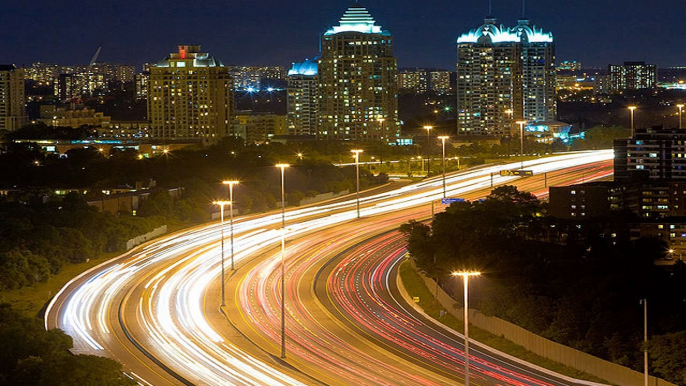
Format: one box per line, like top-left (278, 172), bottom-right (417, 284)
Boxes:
top-left (26, 61), bottom-right (136, 102)
top-left (550, 127), bottom-right (686, 254)
top-left (555, 61), bottom-right (662, 102)
top-left (287, 4), bottom-right (400, 142)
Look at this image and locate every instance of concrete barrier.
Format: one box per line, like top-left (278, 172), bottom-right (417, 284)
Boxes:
top-left (125, 225), bottom-right (167, 250)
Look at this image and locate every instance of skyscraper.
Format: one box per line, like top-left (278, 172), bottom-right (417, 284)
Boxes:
top-left (456, 16), bottom-right (556, 136)
top-left (287, 58), bottom-right (319, 136)
top-left (318, 3), bottom-right (399, 141)
top-left (0, 65), bottom-right (27, 131)
top-left (148, 45), bottom-right (234, 143)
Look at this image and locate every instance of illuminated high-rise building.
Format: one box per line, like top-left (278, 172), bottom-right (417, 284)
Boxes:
top-left (287, 58), bottom-right (319, 136)
top-left (456, 17), bottom-right (556, 136)
top-left (609, 61), bottom-right (656, 91)
top-left (0, 65), bottom-right (27, 131)
top-left (148, 45), bottom-right (233, 142)
top-left (318, 3), bottom-right (399, 141)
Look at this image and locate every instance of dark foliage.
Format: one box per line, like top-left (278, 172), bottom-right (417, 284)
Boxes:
top-left (0, 303), bottom-right (135, 386)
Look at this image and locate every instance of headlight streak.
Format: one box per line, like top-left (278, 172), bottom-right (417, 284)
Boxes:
top-left (47, 151), bottom-right (614, 385)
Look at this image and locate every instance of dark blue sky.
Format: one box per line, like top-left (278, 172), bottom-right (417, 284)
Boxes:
top-left (3, 0), bottom-right (684, 70)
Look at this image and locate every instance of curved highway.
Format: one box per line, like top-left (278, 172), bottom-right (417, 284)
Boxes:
top-left (46, 151), bottom-right (613, 386)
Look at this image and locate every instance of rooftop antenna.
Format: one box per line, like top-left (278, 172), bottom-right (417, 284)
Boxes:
top-left (522, 0), bottom-right (526, 18)
top-left (488, 0), bottom-right (493, 16)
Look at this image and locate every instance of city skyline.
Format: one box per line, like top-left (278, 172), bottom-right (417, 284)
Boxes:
top-left (3, 0), bottom-right (685, 70)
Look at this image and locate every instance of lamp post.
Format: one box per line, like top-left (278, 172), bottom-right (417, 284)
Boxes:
top-left (222, 180), bottom-right (239, 270)
top-left (438, 136), bottom-right (450, 199)
top-left (212, 200), bottom-right (231, 306)
top-left (423, 125), bottom-right (433, 176)
top-left (629, 106), bottom-right (637, 136)
top-left (452, 271), bottom-right (481, 386)
top-left (641, 298), bottom-right (648, 386)
top-left (677, 104), bottom-right (684, 130)
top-left (516, 120), bottom-right (527, 169)
top-left (351, 150), bottom-right (363, 219)
top-left (275, 163), bottom-right (290, 358)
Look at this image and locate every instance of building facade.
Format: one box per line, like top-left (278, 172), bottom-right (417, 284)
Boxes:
top-left (0, 65), bottom-right (27, 131)
top-left (456, 17), bottom-right (556, 136)
top-left (234, 111), bottom-right (286, 143)
top-left (148, 45), bottom-right (234, 142)
top-left (608, 61), bottom-right (656, 91)
top-left (317, 4), bottom-right (399, 141)
top-left (398, 68), bottom-right (451, 94)
top-left (614, 128), bottom-right (686, 182)
top-left (287, 58), bottom-right (319, 136)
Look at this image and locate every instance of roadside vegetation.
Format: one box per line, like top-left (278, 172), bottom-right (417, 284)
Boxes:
top-left (401, 186), bottom-right (686, 384)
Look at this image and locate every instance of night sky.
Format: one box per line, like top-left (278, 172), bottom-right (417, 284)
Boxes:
top-left (3, 0), bottom-right (684, 70)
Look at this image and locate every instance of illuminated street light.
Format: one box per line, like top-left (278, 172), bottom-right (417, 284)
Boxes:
top-left (629, 106), bottom-right (637, 136)
top-left (452, 271), bottom-right (481, 386)
top-left (677, 104), bottom-right (684, 130)
top-left (423, 125), bottom-right (433, 176)
top-left (275, 163), bottom-right (289, 358)
top-left (296, 152), bottom-right (304, 161)
top-left (516, 121), bottom-right (527, 169)
top-left (222, 180), bottom-right (240, 270)
top-left (351, 150), bottom-right (363, 219)
top-left (212, 200), bottom-right (231, 306)
top-left (438, 136), bottom-right (450, 198)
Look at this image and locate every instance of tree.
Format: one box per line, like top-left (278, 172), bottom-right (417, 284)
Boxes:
top-left (649, 332), bottom-right (686, 385)
top-left (0, 303), bottom-right (135, 386)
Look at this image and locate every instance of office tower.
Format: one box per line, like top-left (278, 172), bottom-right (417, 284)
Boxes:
top-left (0, 65), bottom-right (27, 131)
top-left (609, 61), bottom-right (657, 91)
top-left (318, 3), bottom-right (399, 141)
top-left (287, 58), bottom-right (318, 136)
top-left (148, 45), bottom-right (234, 142)
top-left (456, 16), bottom-right (556, 136)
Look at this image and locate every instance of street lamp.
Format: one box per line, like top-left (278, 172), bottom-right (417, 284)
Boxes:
top-left (275, 163), bottom-right (290, 358)
top-left (351, 150), bottom-right (363, 219)
top-left (629, 106), bottom-right (637, 136)
top-left (212, 200), bottom-right (231, 306)
top-left (452, 271), bottom-right (481, 386)
top-left (438, 136), bottom-right (450, 198)
top-left (677, 104), bottom-right (684, 130)
top-left (222, 180), bottom-right (239, 270)
top-left (423, 125), bottom-right (433, 176)
top-left (516, 120), bottom-right (527, 169)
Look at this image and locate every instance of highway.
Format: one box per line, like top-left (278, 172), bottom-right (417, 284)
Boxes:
top-left (46, 151), bottom-right (613, 386)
